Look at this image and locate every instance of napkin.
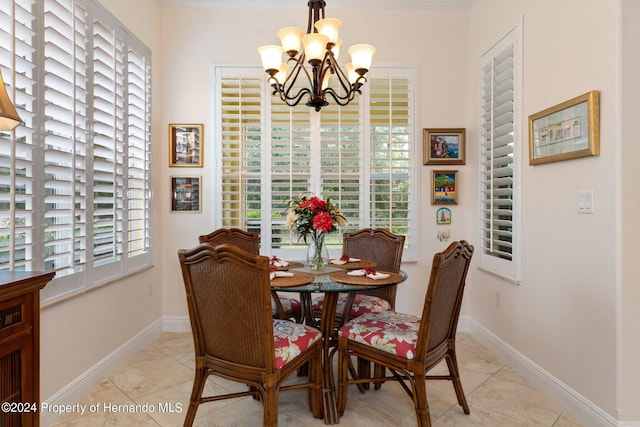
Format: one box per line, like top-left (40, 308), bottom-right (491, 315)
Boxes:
top-left (270, 271), bottom-right (294, 280)
top-left (347, 269), bottom-right (366, 276)
top-left (330, 257), bottom-right (361, 265)
top-left (270, 257), bottom-right (289, 268)
top-left (366, 272), bottom-right (390, 280)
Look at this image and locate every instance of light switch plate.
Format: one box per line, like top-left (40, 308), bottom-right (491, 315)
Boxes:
top-left (577, 191), bottom-right (594, 214)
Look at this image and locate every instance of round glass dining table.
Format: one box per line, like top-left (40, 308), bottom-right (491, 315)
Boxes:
top-left (270, 265), bottom-right (407, 425)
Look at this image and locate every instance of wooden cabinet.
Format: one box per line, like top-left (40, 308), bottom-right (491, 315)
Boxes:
top-left (0, 271), bottom-right (54, 427)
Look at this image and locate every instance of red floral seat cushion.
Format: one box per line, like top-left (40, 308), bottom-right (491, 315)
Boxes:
top-left (312, 293), bottom-right (391, 318)
top-left (271, 295), bottom-right (301, 315)
top-left (273, 319), bottom-right (321, 369)
top-left (338, 311), bottom-right (420, 359)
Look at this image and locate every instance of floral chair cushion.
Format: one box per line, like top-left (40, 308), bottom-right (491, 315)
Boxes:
top-left (338, 311), bottom-right (420, 359)
top-left (271, 295), bottom-right (301, 316)
top-left (273, 319), bottom-right (321, 369)
top-left (312, 293), bottom-right (391, 318)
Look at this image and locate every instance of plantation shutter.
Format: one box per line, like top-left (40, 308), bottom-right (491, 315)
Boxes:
top-left (320, 98), bottom-right (361, 243)
top-left (219, 70), bottom-right (264, 234)
top-left (42, 0), bottom-right (88, 276)
top-left (479, 24), bottom-right (521, 281)
top-left (92, 18), bottom-right (125, 265)
top-left (0, 0), bottom-right (37, 271)
top-left (368, 73), bottom-right (413, 241)
top-left (126, 47), bottom-right (151, 260)
top-left (215, 65), bottom-right (417, 260)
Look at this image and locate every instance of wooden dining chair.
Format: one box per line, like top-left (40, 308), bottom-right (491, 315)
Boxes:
top-left (337, 240), bottom-right (474, 427)
top-left (312, 228), bottom-right (405, 322)
top-left (199, 228), bottom-right (302, 322)
top-left (178, 243), bottom-right (323, 426)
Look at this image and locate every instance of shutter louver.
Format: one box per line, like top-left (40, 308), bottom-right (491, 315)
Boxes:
top-left (480, 34), bottom-right (517, 264)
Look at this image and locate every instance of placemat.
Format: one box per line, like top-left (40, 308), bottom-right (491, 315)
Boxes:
top-left (328, 259), bottom-right (377, 270)
top-left (329, 270), bottom-right (404, 286)
top-left (270, 272), bottom-right (314, 288)
top-left (273, 261), bottom-right (304, 271)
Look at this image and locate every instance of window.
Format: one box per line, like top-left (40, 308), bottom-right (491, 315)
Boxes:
top-left (215, 66), bottom-right (417, 260)
top-left (479, 23), bottom-right (522, 282)
top-left (0, 0), bottom-right (152, 303)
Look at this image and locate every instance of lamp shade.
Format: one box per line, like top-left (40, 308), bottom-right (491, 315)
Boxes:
top-left (348, 44), bottom-right (376, 72)
top-left (277, 27), bottom-right (303, 55)
top-left (314, 18), bottom-right (341, 45)
top-left (301, 33), bottom-right (329, 62)
top-left (0, 71), bottom-right (21, 131)
top-left (345, 63), bottom-right (359, 84)
top-left (274, 63), bottom-right (289, 84)
top-left (257, 45), bottom-right (283, 72)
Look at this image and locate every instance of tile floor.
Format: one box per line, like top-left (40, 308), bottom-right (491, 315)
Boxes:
top-left (51, 332), bottom-right (584, 426)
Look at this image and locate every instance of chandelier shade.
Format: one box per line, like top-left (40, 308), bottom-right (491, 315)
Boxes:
top-left (0, 70), bottom-right (21, 131)
top-left (257, 0), bottom-right (375, 111)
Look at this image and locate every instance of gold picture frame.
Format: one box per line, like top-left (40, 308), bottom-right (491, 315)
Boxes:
top-left (431, 170), bottom-right (458, 205)
top-left (423, 128), bottom-right (466, 165)
top-left (528, 91), bottom-right (599, 165)
top-left (169, 124), bottom-right (203, 167)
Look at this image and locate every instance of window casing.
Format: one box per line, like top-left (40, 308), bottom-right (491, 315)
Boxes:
top-left (0, 0), bottom-right (152, 303)
top-left (479, 23), bottom-right (522, 282)
top-left (215, 66), bottom-right (417, 260)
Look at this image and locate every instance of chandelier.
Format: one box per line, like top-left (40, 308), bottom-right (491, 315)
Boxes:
top-left (257, 0), bottom-right (375, 112)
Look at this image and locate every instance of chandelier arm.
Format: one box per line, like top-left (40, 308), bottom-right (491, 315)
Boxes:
top-left (323, 86), bottom-right (360, 106)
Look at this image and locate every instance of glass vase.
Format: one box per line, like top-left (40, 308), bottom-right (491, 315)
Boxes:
top-left (307, 233), bottom-right (329, 270)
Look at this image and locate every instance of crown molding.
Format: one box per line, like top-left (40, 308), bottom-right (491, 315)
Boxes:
top-left (160, 0), bottom-right (474, 10)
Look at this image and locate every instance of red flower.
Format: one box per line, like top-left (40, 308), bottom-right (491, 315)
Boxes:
top-left (308, 196), bottom-right (327, 212)
top-left (364, 267), bottom-right (377, 275)
top-left (313, 211), bottom-right (334, 233)
top-left (340, 254), bottom-right (350, 261)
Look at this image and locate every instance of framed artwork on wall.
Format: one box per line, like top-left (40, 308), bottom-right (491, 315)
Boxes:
top-left (171, 176), bottom-right (201, 212)
top-left (423, 128), bottom-right (466, 165)
top-left (431, 170), bottom-right (458, 205)
top-left (169, 124), bottom-right (203, 167)
top-left (528, 90), bottom-right (599, 165)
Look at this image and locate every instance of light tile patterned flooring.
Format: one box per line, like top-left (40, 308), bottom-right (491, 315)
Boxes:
top-left (51, 332), bottom-right (584, 426)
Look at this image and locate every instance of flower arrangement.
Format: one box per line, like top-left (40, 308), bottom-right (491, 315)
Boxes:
top-left (285, 193), bottom-right (346, 270)
top-left (285, 193), bottom-right (346, 243)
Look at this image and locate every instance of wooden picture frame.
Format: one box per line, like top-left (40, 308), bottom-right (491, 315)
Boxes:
top-left (169, 124), bottom-right (203, 167)
top-left (171, 176), bottom-right (201, 212)
top-left (528, 91), bottom-right (599, 165)
top-left (431, 170), bottom-right (458, 205)
top-left (423, 128), bottom-right (466, 165)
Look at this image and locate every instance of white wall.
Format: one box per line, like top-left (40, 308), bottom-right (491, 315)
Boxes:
top-left (465, 0), bottom-right (621, 421)
top-left (39, 0), bottom-right (164, 403)
top-left (619, 0), bottom-right (640, 421)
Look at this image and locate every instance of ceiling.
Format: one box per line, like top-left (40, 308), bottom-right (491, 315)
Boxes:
top-left (160, 0), bottom-right (474, 10)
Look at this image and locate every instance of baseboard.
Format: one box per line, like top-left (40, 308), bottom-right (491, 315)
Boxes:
top-left (161, 315), bottom-right (191, 332)
top-left (40, 319), bottom-right (164, 426)
top-left (462, 316), bottom-right (622, 427)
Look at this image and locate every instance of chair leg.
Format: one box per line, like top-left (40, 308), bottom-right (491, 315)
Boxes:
top-left (184, 367), bottom-right (207, 427)
top-left (309, 352), bottom-right (324, 418)
top-left (357, 358), bottom-right (371, 390)
top-left (446, 350), bottom-right (470, 414)
top-left (373, 363), bottom-right (386, 390)
top-left (413, 376), bottom-right (432, 427)
top-left (337, 347), bottom-right (350, 416)
top-left (263, 384), bottom-right (278, 426)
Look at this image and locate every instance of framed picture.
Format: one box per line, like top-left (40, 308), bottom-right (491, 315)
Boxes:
top-left (431, 170), bottom-right (458, 205)
top-left (171, 176), bottom-right (201, 212)
top-left (528, 91), bottom-right (599, 165)
top-left (169, 124), bottom-right (203, 167)
top-left (423, 128), bottom-right (466, 165)
top-left (436, 207), bottom-right (452, 225)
